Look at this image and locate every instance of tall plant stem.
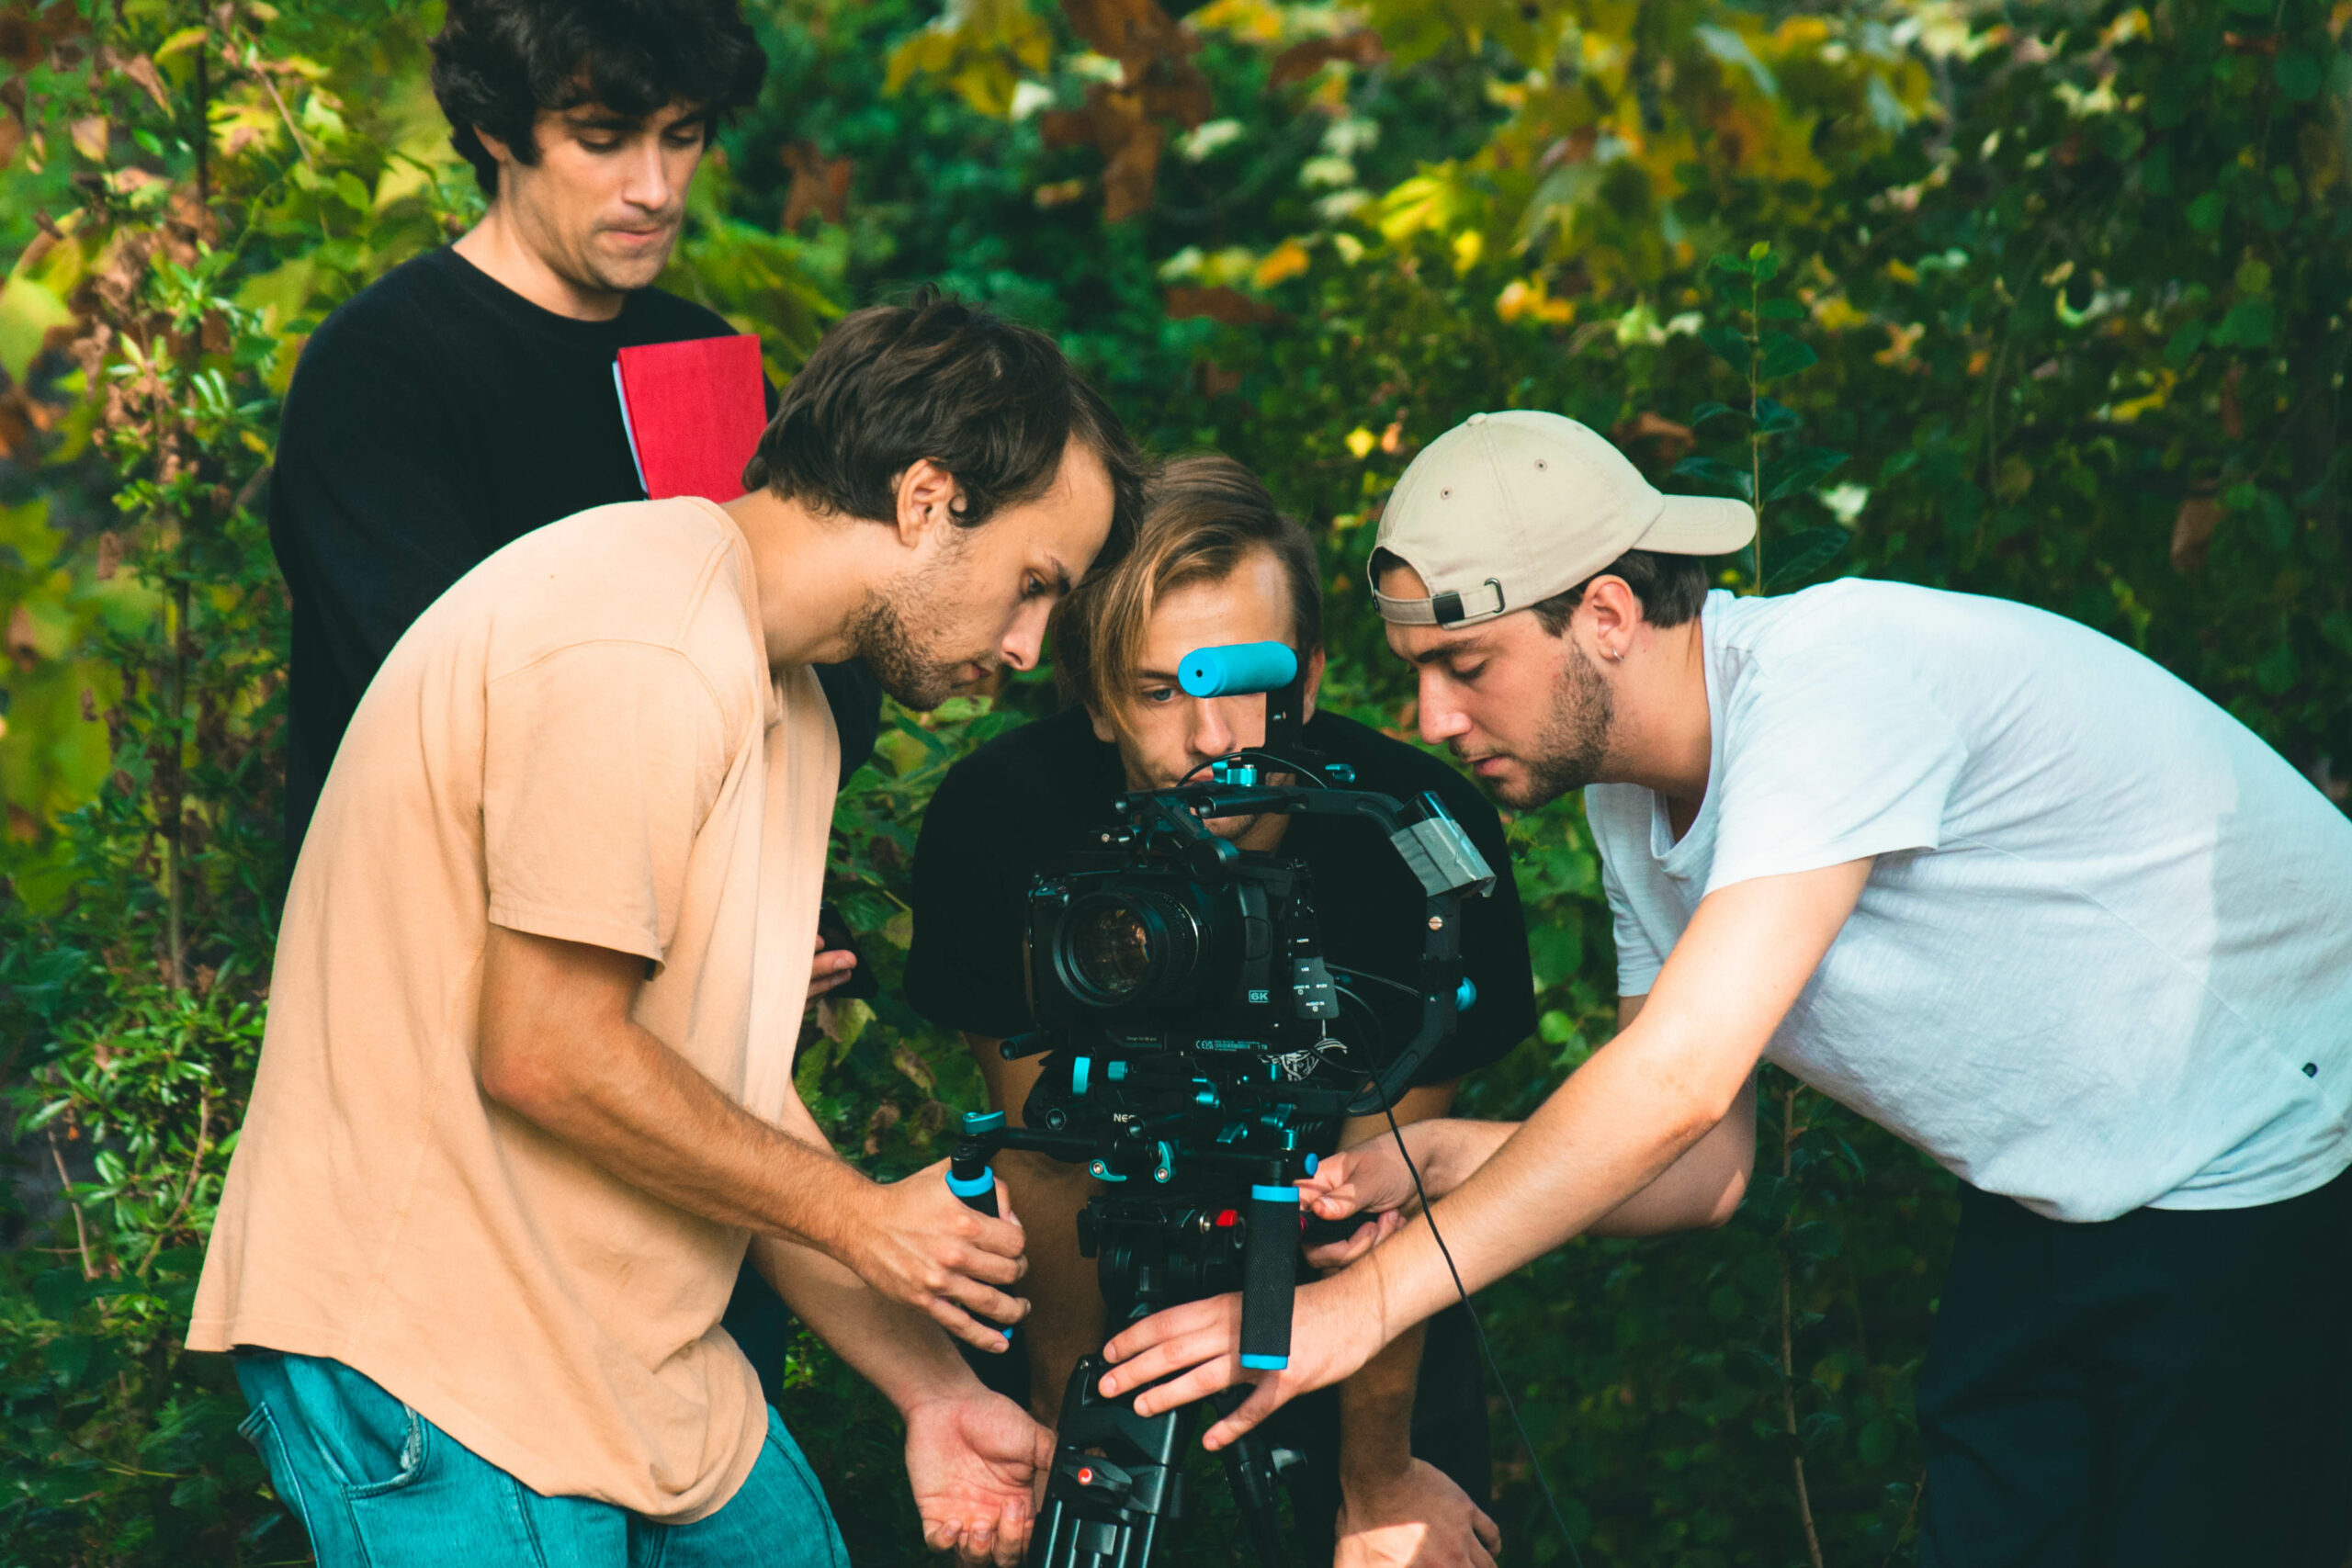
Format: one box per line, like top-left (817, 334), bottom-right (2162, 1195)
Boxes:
top-left (163, 576), bottom-right (189, 992)
top-left (1749, 271), bottom-right (1766, 595)
top-left (1779, 1080), bottom-right (1826, 1568)
top-left (47, 1129), bottom-right (97, 1280)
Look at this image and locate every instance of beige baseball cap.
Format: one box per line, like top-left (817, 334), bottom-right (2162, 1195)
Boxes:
top-left (1371, 410), bottom-right (1756, 626)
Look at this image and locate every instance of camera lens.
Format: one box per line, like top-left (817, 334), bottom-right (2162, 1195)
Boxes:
top-left (1071, 900), bottom-right (1155, 998)
top-left (1058, 890), bottom-right (1198, 1008)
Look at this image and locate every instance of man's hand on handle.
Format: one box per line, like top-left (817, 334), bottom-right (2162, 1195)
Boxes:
top-left (842, 1163), bottom-right (1030, 1353)
top-left (1336, 1460), bottom-right (1502, 1568)
top-left (1095, 1273), bottom-right (1385, 1450)
top-left (903, 1390), bottom-right (1057, 1568)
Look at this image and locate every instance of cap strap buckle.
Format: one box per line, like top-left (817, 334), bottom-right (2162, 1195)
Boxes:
top-left (1374, 578), bottom-right (1507, 626)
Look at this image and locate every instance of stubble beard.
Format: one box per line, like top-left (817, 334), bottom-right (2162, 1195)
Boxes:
top-left (848, 570), bottom-right (977, 713)
top-left (1493, 641), bottom-right (1614, 810)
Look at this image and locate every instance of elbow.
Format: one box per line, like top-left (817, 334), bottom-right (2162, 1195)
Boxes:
top-left (478, 1034), bottom-right (575, 1127)
top-left (1693, 1167), bottom-right (1749, 1230)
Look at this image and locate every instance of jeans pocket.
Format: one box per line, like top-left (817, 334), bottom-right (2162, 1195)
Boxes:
top-left (238, 1402), bottom-right (322, 1548)
top-left (339, 1400), bottom-right (428, 1499)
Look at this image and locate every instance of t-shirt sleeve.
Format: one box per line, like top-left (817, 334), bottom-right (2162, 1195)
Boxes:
top-left (1423, 783), bottom-right (1538, 1084)
top-left (1704, 648), bottom-right (1969, 896)
top-left (905, 759), bottom-right (1039, 1039)
top-left (481, 642), bottom-right (734, 965)
top-left (1599, 840), bottom-right (1667, 998)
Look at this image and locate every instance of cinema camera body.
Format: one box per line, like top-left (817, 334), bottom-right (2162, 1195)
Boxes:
top-left (945, 641), bottom-right (1498, 1568)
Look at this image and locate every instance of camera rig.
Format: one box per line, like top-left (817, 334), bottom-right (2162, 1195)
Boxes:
top-left (944, 642), bottom-right (1497, 1568)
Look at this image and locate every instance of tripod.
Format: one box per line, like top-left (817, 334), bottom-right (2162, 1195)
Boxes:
top-left (951, 1122), bottom-right (1321, 1568)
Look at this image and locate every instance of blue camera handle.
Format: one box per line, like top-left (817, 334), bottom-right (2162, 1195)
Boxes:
top-left (1178, 641), bottom-right (1298, 697)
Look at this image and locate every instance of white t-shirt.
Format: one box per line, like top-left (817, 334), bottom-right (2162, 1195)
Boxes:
top-left (1588, 581), bottom-right (2352, 1222)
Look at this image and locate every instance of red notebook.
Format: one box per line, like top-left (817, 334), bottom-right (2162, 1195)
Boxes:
top-left (613, 333), bottom-right (767, 502)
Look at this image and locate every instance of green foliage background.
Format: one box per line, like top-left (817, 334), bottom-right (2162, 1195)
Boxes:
top-left (1, 0), bottom-right (2346, 1562)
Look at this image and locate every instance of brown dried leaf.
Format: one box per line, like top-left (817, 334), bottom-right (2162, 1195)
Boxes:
top-left (1060, 0), bottom-right (1189, 72)
top-left (1164, 285), bottom-right (1281, 325)
top-left (1611, 411), bottom-right (1697, 464)
top-left (7, 603), bottom-right (38, 671)
top-left (111, 51), bottom-right (174, 113)
top-left (1193, 359), bottom-right (1242, 398)
top-left (1045, 85), bottom-right (1164, 220)
top-left (891, 1043), bottom-right (936, 1092)
top-left (780, 141), bottom-right (854, 231)
top-left (95, 530), bottom-right (123, 580)
top-left (1268, 29), bottom-right (1386, 90)
top-left (2170, 490), bottom-right (2222, 574)
top-left (70, 115), bottom-right (109, 163)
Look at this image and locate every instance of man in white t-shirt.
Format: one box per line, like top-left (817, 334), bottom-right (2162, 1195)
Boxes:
top-left (1095, 411), bottom-right (2352, 1566)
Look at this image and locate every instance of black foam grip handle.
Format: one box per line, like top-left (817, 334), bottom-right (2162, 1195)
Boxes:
top-left (945, 1154), bottom-right (1012, 1341)
top-left (1239, 1187), bottom-right (1298, 1369)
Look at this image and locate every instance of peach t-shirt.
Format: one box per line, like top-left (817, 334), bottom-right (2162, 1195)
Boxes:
top-left (190, 497), bottom-right (837, 1521)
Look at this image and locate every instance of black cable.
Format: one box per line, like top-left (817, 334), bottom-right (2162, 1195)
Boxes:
top-left (1373, 1098), bottom-right (1586, 1568)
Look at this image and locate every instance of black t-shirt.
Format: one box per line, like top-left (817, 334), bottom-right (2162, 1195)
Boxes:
top-left (268, 244), bottom-right (881, 855)
top-left (907, 706), bottom-right (1536, 1087)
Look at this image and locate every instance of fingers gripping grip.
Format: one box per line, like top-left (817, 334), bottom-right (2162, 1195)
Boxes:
top-left (1239, 1184), bottom-right (1298, 1371)
top-left (948, 1112), bottom-right (1013, 1340)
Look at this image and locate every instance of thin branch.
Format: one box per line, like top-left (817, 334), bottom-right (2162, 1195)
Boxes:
top-left (1778, 1081), bottom-right (1826, 1568)
top-left (45, 1128), bottom-right (98, 1281)
top-left (136, 1084), bottom-right (213, 1276)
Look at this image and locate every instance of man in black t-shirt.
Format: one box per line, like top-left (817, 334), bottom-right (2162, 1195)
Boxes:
top-left (908, 457), bottom-right (1533, 1567)
top-left (266, 0), bottom-right (878, 1427)
top-left (270, 0), bottom-right (880, 862)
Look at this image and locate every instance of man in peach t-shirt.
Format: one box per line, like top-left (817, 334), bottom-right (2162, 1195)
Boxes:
top-left (190, 294), bottom-right (1143, 1567)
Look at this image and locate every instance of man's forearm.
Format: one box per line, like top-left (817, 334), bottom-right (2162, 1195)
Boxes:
top-left (1335, 1321), bottom-right (1427, 1488)
top-left (488, 998), bottom-right (876, 1252)
top-left (1408, 1119), bottom-right (1520, 1198)
top-left (1349, 1031), bottom-right (1729, 1344)
top-left (749, 1236), bottom-right (980, 1414)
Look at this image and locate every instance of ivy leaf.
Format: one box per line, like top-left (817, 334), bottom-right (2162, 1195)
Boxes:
top-left (1755, 331), bottom-right (1817, 382)
top-left (1690, 400), bottom-right (1742, 426)
top-left (1762, 525), bottom-right (1851, 587)
top-left (1763, 446), bottom-right (1849, 501)
top-left (1757, 298), bottom-right (1806, 321)
top-left (2187, 190), bottom-right (2226, 234)
top-left (1754, 396), bottom-right (1801, 434)
top-left (1671, 454), bottom-right (1755, 501)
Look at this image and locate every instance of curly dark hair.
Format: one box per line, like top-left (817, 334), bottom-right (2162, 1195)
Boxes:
top-left (429, 0), bottom-right (766, 196)
top-left (746, 289), bottom-right (1148, 566)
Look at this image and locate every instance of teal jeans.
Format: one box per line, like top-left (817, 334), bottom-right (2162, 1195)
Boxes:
top-left (233, 1350), bottom-right (850, 1567)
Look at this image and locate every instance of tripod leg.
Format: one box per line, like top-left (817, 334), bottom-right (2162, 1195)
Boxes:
top-left (1210, 1385), bottom-right (1291, 1568)
top-left (1027, 1352), bottom-right (1185, 1568)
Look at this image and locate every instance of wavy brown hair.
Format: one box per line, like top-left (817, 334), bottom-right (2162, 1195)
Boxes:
top-left (1051, 455), bottom-right (1320, 740)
